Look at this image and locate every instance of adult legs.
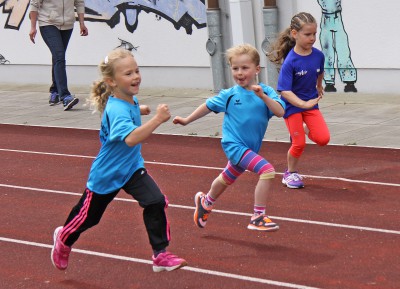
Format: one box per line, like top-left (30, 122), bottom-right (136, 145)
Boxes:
top-left (40, 26), bottom-right (72, 99)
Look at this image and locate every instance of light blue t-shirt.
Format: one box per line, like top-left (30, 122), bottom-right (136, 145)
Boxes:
top-left (206, 83), bottom-right (285, 165)
top-left (86, 96), bottom-right (144, 194)
top-left (277, 47), bottom-right (324, 118)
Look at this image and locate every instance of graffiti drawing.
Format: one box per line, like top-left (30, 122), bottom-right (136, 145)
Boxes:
top-left (84, 0), bottom-right (206, 34)
top-left (0, 53), bottom-right (10, 64)
top-left (0, 0), bottom-right (30, 30)
top-left (1, 0), bottom-right (206, 35)
top-left (116, 38), bottom-right (139, 51)
top-left (318, 0), bottom-right (357, 92)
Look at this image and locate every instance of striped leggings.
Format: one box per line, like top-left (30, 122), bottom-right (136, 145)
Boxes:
top-left (220, 149), bottom-right (275, 185)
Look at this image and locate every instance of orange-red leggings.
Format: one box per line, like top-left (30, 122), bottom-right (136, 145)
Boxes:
top-left (285, 109), bottom-right (330, 158)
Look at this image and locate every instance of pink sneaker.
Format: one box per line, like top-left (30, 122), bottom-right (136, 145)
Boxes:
top-left (51, 226), bottom-right (71, 270)
top-left (152, 251), bottom-right (187, 272)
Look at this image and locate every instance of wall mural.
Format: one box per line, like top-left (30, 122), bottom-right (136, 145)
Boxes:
top-left (1, 0), bottom-right (206, 33)
top-left (1, 0), bottom-right (206, 59)
top-left (317, 0), bottom-right (358, 93)
top-left (84, 0), bottom-right (207, 34)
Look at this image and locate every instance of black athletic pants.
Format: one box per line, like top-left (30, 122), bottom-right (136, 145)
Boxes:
top-left (59, 168), bottom-right (170, 252)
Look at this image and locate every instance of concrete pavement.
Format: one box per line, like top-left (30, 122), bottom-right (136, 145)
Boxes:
top-left (0, 83), bottom-right (399, 149)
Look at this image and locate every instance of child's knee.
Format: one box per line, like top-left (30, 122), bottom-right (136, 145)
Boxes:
top-left (259, 170), bottom-right (275, 180)
top-left (317, 135), bottom-right (330, 146)
top-left (218, 173), bottom-right (233, 186)
top-left (312, 134), bottom-right (330, 146)
top-left (289, 144), bottom-right (305, 158)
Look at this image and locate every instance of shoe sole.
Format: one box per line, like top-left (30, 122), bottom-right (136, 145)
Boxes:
top-left (152, 260), bottom-right (188, 272)
top-left (193, 192), bottom-right (206, 228)
top-left (282, 180), bottom-right (304, 189)
top-left (64, 98), bottom-right (79, 111)
top-left (51, 226), bottom-right (65, 270)
top-left (247, 224), bottom-right (280, 231)
top-left (49, 102), bottom-right (61, 106)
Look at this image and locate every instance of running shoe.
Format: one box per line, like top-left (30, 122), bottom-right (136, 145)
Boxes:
top-left (152, 251), bottom-right (187, 272)
top-left (247, 214), bottom-right (279, 231)
top-left (51, 226), bottom-right (71, 270)
top-left (193, 192), bottom-right (212, 228)
top-left (62, 95), bottom-right (79, 111)
top-left (49, 92), bottom-right (60, 106)
top-left (282, 170), bottom-right (304, 189)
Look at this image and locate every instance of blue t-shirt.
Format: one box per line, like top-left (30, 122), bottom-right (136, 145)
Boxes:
top-left (277, 47), bottom-right (324, 118)
top-left (206, 83), bottom-right (285, 165)
top-left (86, 96), bottom-right (144, 194)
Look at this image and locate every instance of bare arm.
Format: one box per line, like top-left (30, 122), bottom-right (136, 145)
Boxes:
top-left (140, 105), bottom-right (150, 115)
top-left (77, 13), bottom-right (88, 36)
top-left (251, 85), bottom-right (285, 117)
top-left (29, 11), bottom-right (38, 43)
top-left (281, 90), bottom-right (321, 110)
top-left (125, 104), bottom-right (170, 147)
top-left (316, 73), bottom-right (324, 97)
top-left (173, 103), bottom-right (211, 126)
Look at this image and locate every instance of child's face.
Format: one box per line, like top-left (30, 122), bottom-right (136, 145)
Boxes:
top-left (229, 54), bottom-right (260, 89)
top-left (110, 56), bottom-right (141, 98)
top-left (292, 23), bottom-right (317, 52)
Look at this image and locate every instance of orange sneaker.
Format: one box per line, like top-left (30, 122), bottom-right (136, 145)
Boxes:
top-left (247, 214), bottom-right (279, 231)
top-left (193, 192), bottom-right (212, 228)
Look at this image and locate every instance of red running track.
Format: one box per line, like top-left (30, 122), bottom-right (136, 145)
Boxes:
top-left (0, 124), bottom-right (399, 289)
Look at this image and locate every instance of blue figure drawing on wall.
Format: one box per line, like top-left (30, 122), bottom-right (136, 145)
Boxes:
top-left (317, 0), bottom-right (357, 92)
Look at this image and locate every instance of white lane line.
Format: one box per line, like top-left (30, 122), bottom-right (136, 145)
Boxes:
top-left (1, 148), bottom-right (399, 187)
top-left (0, 236), bottom-right (320, 289)
top-left (1, 184), bottom-right (399, 235)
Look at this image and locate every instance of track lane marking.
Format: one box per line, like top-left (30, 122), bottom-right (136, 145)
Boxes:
top-left (1, 148), bottom-right (399, 187)
top-left (1, 184), bottom-right (399, 235)
top-left (0, 236), bottom-right (320, 289)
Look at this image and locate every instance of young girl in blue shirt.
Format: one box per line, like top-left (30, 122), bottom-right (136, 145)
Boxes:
top-left (50, 48), bottom-right (187, 272)
top-left (173, 44), bottom-right (285, 231)
top-left (267, 12), bottom-right (330, 189)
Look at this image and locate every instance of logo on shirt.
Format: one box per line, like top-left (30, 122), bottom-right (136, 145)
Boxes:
top-left (295, 70), bottom-right (308, 76)
top-left (234, 99), bottom-right (242, 105)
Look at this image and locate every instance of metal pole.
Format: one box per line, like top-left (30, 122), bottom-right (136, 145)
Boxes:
top-left (261, 0), bottom-right (279, 88)
top-left (206, 1), bottom-right (226, 92)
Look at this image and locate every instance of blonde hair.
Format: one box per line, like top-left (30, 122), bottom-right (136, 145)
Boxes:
top-left (89, 48), bottom-right (134, 113)
top-left (267, 12), bottom-right (317, 65)
top-left (225, 43), bottom-right (260, 66)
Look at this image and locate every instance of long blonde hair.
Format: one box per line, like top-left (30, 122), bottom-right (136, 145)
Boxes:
top-left (267, 12), bottom-right (317, 65)
top-left (89, 48), bottom-right (134, 114)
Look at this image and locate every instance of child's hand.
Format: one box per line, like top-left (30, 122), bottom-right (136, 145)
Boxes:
top-left (172, 116), bottom-right (188, 126)
top-left (303, 96), bottom-right (322, 109)
top-left (155, 104), bottom-right (171, 123)
top-left (140, 105), bottom-right (151, 115)
top-left (251, 85), bottom-right (265, 98)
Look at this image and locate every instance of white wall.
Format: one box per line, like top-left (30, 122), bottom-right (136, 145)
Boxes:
top-left (0, 1), bottom-right (212, 89)
top-left (1, 0), bottom-right (400, 93)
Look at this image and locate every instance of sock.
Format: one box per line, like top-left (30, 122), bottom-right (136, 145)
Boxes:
top-left (253, 205), bottom-right (266, 216)
top-left (205, 194), bottom-right (215, 207)
top-left (153, 249), bottom-right (166, 257)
